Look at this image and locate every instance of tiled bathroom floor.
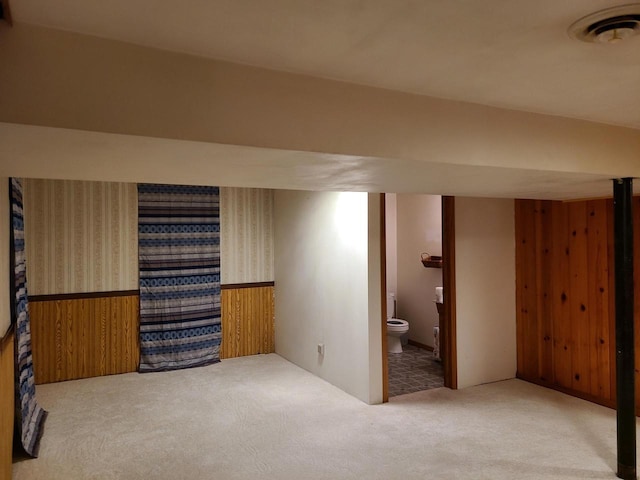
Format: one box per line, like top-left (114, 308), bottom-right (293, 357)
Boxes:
top-left (388, 343), bottom-right (444, 397)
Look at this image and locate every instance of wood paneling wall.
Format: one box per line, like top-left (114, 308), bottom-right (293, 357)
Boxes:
top-left (30, 295), bottom-right (140, 384)
top-left (29, 286), bottom-right (275, 384)
top-left (0, 331), bottom-right (14, 480)
top-left (221, 286), bottom-right (275, 359)
top-left (515, 198), bottom-right (639, 409)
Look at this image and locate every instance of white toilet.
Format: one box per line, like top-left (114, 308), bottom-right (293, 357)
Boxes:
top-left (387, 293), bottom-right (409, 353)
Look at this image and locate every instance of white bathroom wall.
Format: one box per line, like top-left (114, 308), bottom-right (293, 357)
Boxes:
top-left (396, 194), bottom-right (442, 347)
top-left (455, 197), bottom-right (517, 389)
top-left (274, 190), bottom-right (382, 404)
top-left (384, 194), bottom-right (398, 303)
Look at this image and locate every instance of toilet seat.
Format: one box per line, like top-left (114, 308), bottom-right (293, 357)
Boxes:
top-left (386, 318), bottom-right (409, 332)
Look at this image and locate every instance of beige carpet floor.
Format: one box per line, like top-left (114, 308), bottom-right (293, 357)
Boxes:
top-left (13, 353), bottom-right (638, 479)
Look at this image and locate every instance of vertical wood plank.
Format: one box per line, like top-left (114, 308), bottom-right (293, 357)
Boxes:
top-left (607, 198), bottom-right (617, 405)
top-left (29, 302), bottom-right (45, 383)
top-left (550, 201), bottom-right (573, 388)
top-left (568, 202), bottom-right (590, 394)
top-left (537, 201), bottom-right (554, 383)
top-left (515, 200), bottom-right (526, 377)
top-left (517, 200), bottom-right (540, 379)
top-left (586, 200), bottom-right (611, 400)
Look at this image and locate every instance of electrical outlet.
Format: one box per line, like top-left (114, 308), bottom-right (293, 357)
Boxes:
top-left (317, 343), bottom-right (325, 356)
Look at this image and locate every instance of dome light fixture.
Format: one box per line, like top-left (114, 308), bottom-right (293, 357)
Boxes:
top-left (568, 4), bottom-right (640, 44)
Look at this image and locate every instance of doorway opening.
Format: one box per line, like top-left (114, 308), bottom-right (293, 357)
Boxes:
top-left (381, 194), bottom-right (456, 401)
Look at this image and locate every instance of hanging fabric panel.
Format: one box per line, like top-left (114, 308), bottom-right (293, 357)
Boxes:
top-left (138, 184), bottom-right (221, 372)
top-left (11, 178), bottom-right (47, 457)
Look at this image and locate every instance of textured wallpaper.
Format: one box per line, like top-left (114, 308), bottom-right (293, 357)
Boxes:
top-left (23, 179), bottom-right (139, 295)
top-left (22, 181), bottom-right (274, 295)
top-left (220, 187), bottom-right (274, 284)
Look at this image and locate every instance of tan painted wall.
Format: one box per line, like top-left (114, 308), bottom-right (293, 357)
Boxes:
top-left (1, 23), bottom-right (639, 182)
top-left (455, 197), bottom-right (517, 389)
top-left (23, 179), bottom-right (275, 295)
top-left (396, 194), bottom-right (442, 348)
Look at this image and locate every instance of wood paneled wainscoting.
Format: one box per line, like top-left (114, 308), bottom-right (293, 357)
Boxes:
top-left (0, 330), bottom-right (14, 480)
top-left (29, 292), bottom-right (141, 384)
top-left (29, 284), bottom-right (275, 384)
top-left (515, 198), bottom-right (640, 411)
top-left (220, 284), bottom-right (275, 359)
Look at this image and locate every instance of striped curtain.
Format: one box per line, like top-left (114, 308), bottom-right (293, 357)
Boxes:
top-left (11, 178), bottom-right (48, 457)
top-left (138, 184), bottom-right (221, 372)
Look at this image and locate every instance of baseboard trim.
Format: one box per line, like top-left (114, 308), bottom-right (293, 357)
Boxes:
top-left (516, 373), bottom-right (624, 412)
top-left (29, 290), bottom-right (140, 302)
top-left (408, 339), bottom-right (434, 352)
top-left (29, 282), bottom-right (276, 301)
top-left (221, 282), bottom-right (275, 290)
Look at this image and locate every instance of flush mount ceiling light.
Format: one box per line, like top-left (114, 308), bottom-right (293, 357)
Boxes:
top-left (568, 4), bottom-right (640, 44)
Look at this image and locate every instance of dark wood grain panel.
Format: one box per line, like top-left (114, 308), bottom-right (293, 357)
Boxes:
top-left (516, 197), bottom-right (640, 412)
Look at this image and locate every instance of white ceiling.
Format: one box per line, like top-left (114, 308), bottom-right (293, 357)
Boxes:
top-left (10, 0), bottom-right (640, 129)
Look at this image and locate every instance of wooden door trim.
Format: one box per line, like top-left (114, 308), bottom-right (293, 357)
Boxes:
top-left (1, 0), bottom-right (13, 25)
top-left (380, 193), bottom-right (389, 403)
top-left (442, 196), bottom-right (458, 389)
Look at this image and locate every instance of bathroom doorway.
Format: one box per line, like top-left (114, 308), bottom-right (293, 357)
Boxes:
top-left (381, 194), bottom-right (456, 401)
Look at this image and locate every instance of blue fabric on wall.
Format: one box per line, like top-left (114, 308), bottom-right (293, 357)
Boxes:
top-left (138, 184), bottom-right (221, 372)
top-left (11, 178), bottom-right (47, 457)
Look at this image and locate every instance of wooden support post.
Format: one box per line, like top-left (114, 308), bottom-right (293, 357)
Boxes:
top-left (613, 178), bottom-right (636, 480)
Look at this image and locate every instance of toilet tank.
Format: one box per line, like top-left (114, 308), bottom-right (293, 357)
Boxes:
top-left (386, 293), bottom-right (395, 318)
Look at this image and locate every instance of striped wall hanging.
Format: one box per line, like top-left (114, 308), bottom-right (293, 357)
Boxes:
top-left (138, 184), bottom-right (221, 372)
top-left (11, 178), bottom-right (47, 457)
